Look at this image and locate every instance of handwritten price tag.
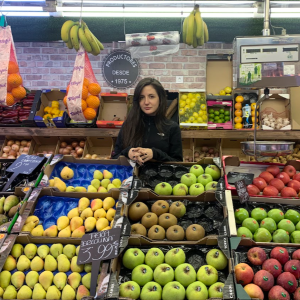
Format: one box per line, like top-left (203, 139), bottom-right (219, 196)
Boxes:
top-left (234, 179), bottom-right (250, 204)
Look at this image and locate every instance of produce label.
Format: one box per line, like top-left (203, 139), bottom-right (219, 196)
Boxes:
top-left (228, 172), bottom-right (254, 185)
top-left (234, 179), bottom-right (250, 203)
top-left (7, 154), bottom-right (44, 175)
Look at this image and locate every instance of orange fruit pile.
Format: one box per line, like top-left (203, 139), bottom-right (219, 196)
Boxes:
top-left (234, 95), bottom-right (244, 129)
top-left (65, 78), bottom-right (101, 120)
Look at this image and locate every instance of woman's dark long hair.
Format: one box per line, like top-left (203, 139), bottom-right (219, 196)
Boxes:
top-left (122, 78), bottom-right (168, 149)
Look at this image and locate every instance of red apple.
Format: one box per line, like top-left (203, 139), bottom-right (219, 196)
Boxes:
top-left (247, 247), bottom-right (267, 266)
top-left (253, 269), bottom-right (274, 291)
top-left (266, 165), bottom-right (281, 177)
top-left (276, 172), bottom-right (291, 185)
top-left (292, 249), bottom-right (300, 260)
top-left (283, 165), bottom-right (297, 178)
top-left (277, 272), bottom-right (297, 293)
top-left (287, 180), bottom-right (300, 193)
top-left (262, 259), bottom-right (283, 278)
top-left (235, 263), bottom-right (254, 286)
top-left (269, 285), bottom-right (290, 300)
top-left (263, 186), bottom-right (279, 197)
top-left (253, 177), bottom-right (267, 191)
top-left (293, 173), bottom-right (300, 182)
top-left (247, 184), bottom-right (260, 195)
top-left (284, 260), bottom-right (300, 279)
top-left (269, 178), bottom-right (285, 192)
top-left (294, 287), bottom-right (300, 300)
top-left (259, 171), bottom-right (274, 183)
top-left (244, 284), bottom-right (264, 300)
top-left (270, 247), bottom-right (290, 266)
top-left (281, 187), bottom-right (298, 198)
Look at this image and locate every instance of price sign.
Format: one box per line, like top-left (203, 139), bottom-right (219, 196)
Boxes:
top-left (227, 172), bottom-right (254, 186)
top-left (235, 179), bottom-right (250, 204)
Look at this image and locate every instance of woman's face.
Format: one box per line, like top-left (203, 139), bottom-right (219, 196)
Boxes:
top-left (139, 85), bottom-right (160, 116)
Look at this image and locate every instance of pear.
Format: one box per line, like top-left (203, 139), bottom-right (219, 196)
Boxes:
top-left (53, 272), bottom-right (67, 290)
top-left (60, 166), bottom-right (74, 180)
top-left (39, 271), bottom-right (54, 291)
top-left (0, 270), bottom-right (11, 289)
top-left (44, 255), bottom-right (57, 271)
top-left (76, 246), bottom-right (80, 256)
top-left (11, 271), bottom-right (25, 290)
top-left (85, 217), bottom-right (96, 232)
top-left (0, 287), bottom-right (3, 297)
top-left (57, 216), bottom-right (69, 231)
top-left (62, 284), bottom-right (76, 300)
top-left (98, 187), bottom-right (108, 193)
top-left (107, 183), bottom-right (117, 191)
top-left (0, 214), bottom-right (8, 226)
top-left (22, 221), bottom-right (37, 232)
top-left (11, 244), bottom-right (23, 259)
top-left (93, 170), bottom-right (103, 180)
top-left (66, 186), bottom-right (76, 192)
top-left (43, 225), bottom-right (58, 237)
top-left (37, 245), bottom-right (50, 259)
top-left (91, 198), bottom-right (103, 211)
top-left (46, 285), bottom-right (61, 300)
top-left (76, 285), bottom-right (90, 300)
top-left (58, 225), bottom-right (71, 237)
top-left (103, 170), bottom-right (113, 180)
top-left (3, 285), bottom-right (17, 299)
top-left (8, 204), bottom-right (19, 218)
top-left (30, 256), bottom-right (44, 271)
top-left (68, 272), bottom-right (81, 290)
top-left (0, 196), bottom-right (5, 214)
top-left (53, 177), bottom-right (67, 192)
top-left (4, 195), bottom-right (19, 212)
top-left (91, 179), bottom-right (101, 190)
top-left (50, 243), bottom-right (63, 258)
top-left (94, 208), bottom-right (106, 220)
top-left (106, 208), bottom-right (116, 222)
top-left (31, 225), bottom-right (44, 236)
top-left (87, 185), bottom-right (97, 193)
top-left (3, 255), bottom-right (16, 271)
top-left (63, 244), bottom-right (76, 260)
top-left (103, 197), bottom-right (115, 210)
top-left (49, 179), bottom-right (55, 187)
top-left (82, 273), bottom-right (91, 289)
top-left (57, 254), bottom-right (71, 272)
top-left (101, 179), bottom-right (111, 188)
top-left (25, 271), bottom-right (39, 289)
top-left (80, 207), bottom-right (93, 220)
top-left (78, 197), bottom-right (90, 213)
top-left (24, 243), bottom-right (37, 259)
top-left (17, 285), bottom-right (32, 299)
top-left (68, 207), bottom-right (79, 219)
top-left (72, 226), bottom-right (85, 238)
top-left (70, 216), bottom-right (83, 231)
top-left (112, 178), bottom-right (122, 188)
top-left (71, 256), bottom-right (84, 273)
top-left (16, 255), bottom-right (30, 271)
top-left (74, 187), bottom-right (87, 192)
top-left (32, 283), bottom-right (46, 300)
top-left (96, 218), bottom-right (109, 231)
top-left (25, 215), bottom-right (39, 224)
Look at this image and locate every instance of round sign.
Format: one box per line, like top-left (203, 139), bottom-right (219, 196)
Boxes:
top-left (102, 49), bottom-right (140, 89)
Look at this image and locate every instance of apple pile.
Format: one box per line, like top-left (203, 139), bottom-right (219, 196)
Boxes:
top-left (119, 247), bottom-right (228, 300)
top-left (235, 246), bottom-right (300, 300)
top-left (235, 206), bottom-right (300, 243)
top-left (154, 164), bottom-right (221, 196)
top-left (129, 200), bottom-right (205, 241)
top-left (247, 165), bottom-right (300, 198)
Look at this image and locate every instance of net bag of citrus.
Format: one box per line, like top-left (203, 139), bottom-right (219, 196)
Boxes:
top-left (66, 44), bottom-right (101, 122)
top-left (0, 26), bottom-right (26, 106)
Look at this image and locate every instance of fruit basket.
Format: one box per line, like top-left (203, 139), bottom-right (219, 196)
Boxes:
top-left (207, 100), bottom-right (233, 130)
top-left (65, 105), bottom-right (100, 128)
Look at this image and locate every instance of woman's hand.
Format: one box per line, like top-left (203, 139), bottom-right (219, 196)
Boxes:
top-left (129, 147), bottom-right (153, 165)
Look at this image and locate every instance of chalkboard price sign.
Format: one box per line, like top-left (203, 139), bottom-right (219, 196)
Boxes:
top-left (235, 179), bottom-right (250, 203)
top-left (7, 154), bottom-right (44, 175)
top-left (102, 50), bottom-right (140, 89)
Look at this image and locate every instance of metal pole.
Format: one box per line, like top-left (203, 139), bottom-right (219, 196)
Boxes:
top-left (263, 0), bottom-right (270, 36)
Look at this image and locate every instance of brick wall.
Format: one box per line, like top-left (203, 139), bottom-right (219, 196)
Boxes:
top-left (16, 41), bottom-right (234, 93)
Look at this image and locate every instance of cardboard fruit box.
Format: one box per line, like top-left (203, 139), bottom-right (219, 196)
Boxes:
top-left (56, 137), bottom-right (87, 159)
top-left (32, 136), bottom-right (59, 156)
top-left (207, 100), bottom-right (233, 130)
top-left (82, 137), bottom-right (114, 160)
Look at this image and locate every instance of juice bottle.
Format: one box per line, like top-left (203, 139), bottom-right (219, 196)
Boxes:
top-left (242, 103), bottom-right (252, 128)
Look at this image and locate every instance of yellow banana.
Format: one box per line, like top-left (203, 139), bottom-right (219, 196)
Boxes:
top-left (198, 20), bottom-right (205, 46)
top-left (186, 11), bottom-right (195, 46)
top-left (83, 24), bottom-right (100, 56)
top-left (61, 20), bottom-right (77, 43)
top-left (194, 10), bottom-right (203, 39)
top-left (70, 24), bottom-right (80, 51)
top-left (203, 21), bottom-right (209, 42)
top-left (193, 19), bottom-right (198, 48)
top-left (182, 17), bottom-right (188, 44)
top-left (92, 33), bottom-right (104, 50)
top-left (78, 26), bottom-right (92, 53)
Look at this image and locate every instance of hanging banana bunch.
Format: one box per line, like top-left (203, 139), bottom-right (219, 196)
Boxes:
top-left (182, 4), bottom-right (209, 48)
top-left (61, 20), bottom-right (104, 56)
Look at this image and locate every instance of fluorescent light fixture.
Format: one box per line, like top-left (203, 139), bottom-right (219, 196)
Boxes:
top-left (271, 13), bottom-right (300, 18)
top-left (2, 12), bottom-right (50, 16)
top-left (0, 6), bottom-right (43, 11)
top-left (61, 0), bottom-right (255, 3)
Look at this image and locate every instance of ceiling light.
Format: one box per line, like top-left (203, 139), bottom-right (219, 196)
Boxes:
top-left (0, 6), bottom-right (44, 11)
top-left (2, 12), bottom-right (50, 16)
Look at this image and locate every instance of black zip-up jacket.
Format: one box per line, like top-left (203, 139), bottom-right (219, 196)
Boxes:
top-left (111, 115), bottom-right (183, 162)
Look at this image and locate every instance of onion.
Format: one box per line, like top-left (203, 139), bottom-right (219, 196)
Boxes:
top-left (22, 149), bottom-right (29, 154)
top-left (59, 148), bottom-right (64, 154)
top-left (205, 154), bottom-right (211, 157)
top-left (63, 148), bottom-right (70, 155)
top-left (11, 144), bottom-right (20, 152)
top-left (91, 154), bottom-right (98, 159)
top-left (3, 146), bottom-right (11, 153)
top-left (79, 141), bottom-right (85, 148)
top-left (72, 153), bottom-right (78, 158)
top-left (72, 142), bottom-right (78, 148)
top-left (201, 147), bottom-right (209, 153)
top-left (66, 146), bottom-right (72, 151)
top-left (8, 155), bottom-right (16, 159)
top-left (61, 142), bottom-right (67, 148)
top-left (7, 140), bottom-right (14, 146)
top-left (48, 151), bottom-right (54, 154)
top-left (2, 153), bottom-right (8, 158)
top-left (76, 148), bottom-right (83, 156)
top-left (23, 147), bottom-right (29, 153)
top-left (15, 141), bottom-right (21, 146)
top-left (75, 146), bottom-right (81, 151)
top-left (70, 150), bottom-right (75, 154)
top-left (85, 154), bottom-right (92, 159)
top-left (208, 148), bottom-right (215, 154)
top-left (9, 149), bottom-right (17, 157)
top-left (21, 140), bottom-right (27, 146)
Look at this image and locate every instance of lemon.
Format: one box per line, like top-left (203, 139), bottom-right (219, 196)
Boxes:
top-left (191, 98), bottom-right (196, 102)
top-left (179, 100), bottom-right (186, 108)
top-left (192, 112), bottom-right (199, 118)
top-left (190, 102), bottom-right (196, 109)
top-left (181, 94), bottom-right (187, 100)
top-left (187, 93), bottom-right (193, 99)
top-left (193, 120), bottom-right (198, 124)
top-left (186, 99), bottom-right (191, 105)
top-left (197, 117), bottom-right (204, 123)
top-left (195, 93), bottom-right (201, 99)
top-left (198, 111), bottom-right (204, 117)
top-left (202, 115), bottom-right (208, 121)
top-left (179, 108), bottom-right (185, 115)
top-left (219, 90), bottom-right (226, 96)
top-left (224, 86), bottom-right (232, 94)
top-left (189, 116), bottom-right (195, 122)
top-left (184, 105), bottom-right (190, 111)
top-left (200, 104), bottom-right (207, 111)
top-left (226, 94), bottom-right (231, 96)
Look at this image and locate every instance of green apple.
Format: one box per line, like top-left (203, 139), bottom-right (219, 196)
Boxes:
top-left (208, 282), bottom-right (224, 298)
top-left (101, 179), bottom-right (111, 188)
top-left (234, 208), bottom-right (249, 224)
top-left (296, 221), bottom-right (300, 231)
top-left (197, 174), bottom-right (213, 186)
top-left (253, 228), bottom-right (272, 242)
top-left (174, 264), bottom-right (196, 287)
top-left (205, 181), bottom-right (218, 191)
top-left (273, 229), bottom-right (290, 243)
top-left (112, 179), bottom-right (122, 188)
top-left (251, 207), bottom-right (267, 222)
top-left (291, 230), bottom-right (300, 243)
top-left (285, 209), bottom-right (300, 225)
top-left (260, 218), bottom-right (277, 233)
top-left (278, 219), bottom-right (296, 234)
top-left (189, 183), bottom-right (204, 196)
top-left (181, 173), bottom-right (197, 187)
top-left (242, 218), bottom-right (259, 233)
top-left (93, 170), bottom-right (103, 180)
top-left (172, 184), bottom-right (188, 196)
top-left (196, 265), bottom-right (218, 286)
top-left (132, 264), bottom-right (153, 286)
top-left (153, 264), bottom-right (174, 286)
top-left (122, 248), bottom-right (145, 269)
top-left (119, 281), bottom-right (140, 299)
top-left (162, 282), bottom-right (185, 300)
top-left (206, 249), bottom-right (228, 270)
top-left (190, 165), bottom-right (204, 177)
top-left (91, 179), bottom-right (100, 189)
top-left (145, 248), bottom-right (165, 270)
top-left (186, 281), bottom-right (208, 300)
top-left (237, 227), bottom-right (253, 239)
top-left (205, 165), bottom-right (221, 180)
top-left (268, 208), bottom-right (284, 223)
top-left (140, 282), bottom-right (162, 300)
top-left (165, 248), bottom-right (186, 268)
top-left (154, 182), bottom-right (172, 196)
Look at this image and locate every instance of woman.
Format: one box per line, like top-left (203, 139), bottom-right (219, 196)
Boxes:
top-left (112, 78), bottom-right (183, 164)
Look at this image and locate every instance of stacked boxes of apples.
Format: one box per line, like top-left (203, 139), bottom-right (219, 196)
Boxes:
top-left (234, 245), bottom-right (300, 300)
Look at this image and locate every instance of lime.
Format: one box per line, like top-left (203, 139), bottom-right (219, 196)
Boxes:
top-left (208, 109), bottom-right (214, 114)
top-left (224, 111), bottom-right (230, 116)
top-left (219, 114), bottom-right (224, 119)
top-left (209, 118), bottom-right (214, 122)
top-left (219, 119), bottom-right (225, 123)
top-left (219, 109), bottom-right (225, 114)
top-left (214, 116), bottom-right (219, 121)
top-left (214, 111), bottom-right (220, 116)
top-left (209, 113), bottom-right (214, 118)
top-left (224, 116), bottom-right (230, 121)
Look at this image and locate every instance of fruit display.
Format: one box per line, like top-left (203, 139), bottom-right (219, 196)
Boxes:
top-left (0, 138), bottom-right (32, 159)
top-left (234, 245), bottom-right (300, 300)
top-left (22, 195), bottom-right (117, 237)
top-left (207, 106), bottom-right (231, 124)
top-left (58, 140), bottom-right (85, 159)
top-left (247, 165), bottom-right (300, 198)
top-left (129, 198), bottom-right (224, 241)
top-left (210, 86), bottom-right (232, 97)
top-left (61, 20), bottom-right (104, 55)
top-left (42, 100), bottom-right (65, 120)
top-left (119, 247), bottom-right (227, 300)
top-left (0, 195), bottom-right (20, 225)
top-left (184, 146), bottom-right (219, 163)
top-left (182, 5), bottom-right (209, 48)
top-left (0, 242), bottom-right (92, 300)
